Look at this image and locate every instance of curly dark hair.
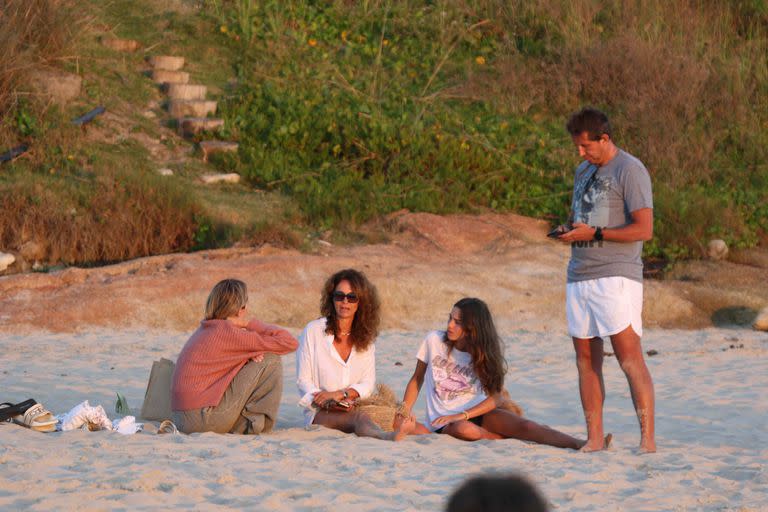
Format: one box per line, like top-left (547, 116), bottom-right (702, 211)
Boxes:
top-left (445, 298), bottom-right (507, 394)
top-left (320, 268), bottom-right (381, 351)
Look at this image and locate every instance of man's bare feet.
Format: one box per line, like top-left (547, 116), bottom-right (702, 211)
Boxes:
top-left (580, 433), bottom-right (612, 452)
top-left (639, 439), bottom-right (656, 454)
top-left (392, 415), bottom-right (416, 441)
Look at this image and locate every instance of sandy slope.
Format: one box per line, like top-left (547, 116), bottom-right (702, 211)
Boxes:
top-left (1, 211), bottom-right (766, 334)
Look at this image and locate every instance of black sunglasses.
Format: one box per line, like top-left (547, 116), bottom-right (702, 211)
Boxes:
top-left (332, 291), bottom-right (359, 303)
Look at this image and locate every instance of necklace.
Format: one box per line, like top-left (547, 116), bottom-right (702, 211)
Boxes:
top-left (338, 331), bottom-right (351, 336)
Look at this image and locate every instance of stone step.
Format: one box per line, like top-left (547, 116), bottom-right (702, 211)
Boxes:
top-left (28, 69), bottom-right (81, 105)
top-left (152, 70), bottom-right (189, 85)
top-left (178, 117), bottom-right (225, 137)
top-left (147, 55), bottom-right (185, 71)
top-left (166, 83), bottom-right (207, 101)
top-left (101, 37), bottom-right (140, 52)
top-left (199, 141), bottom-right (238, 162)
top-left (167, 100), bottom-right (217, 118)
top-left (200, 173), bottom-right (240, 185)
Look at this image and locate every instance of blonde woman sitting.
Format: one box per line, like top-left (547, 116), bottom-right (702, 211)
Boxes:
top-left (171, 279), bottom-right (298, 434)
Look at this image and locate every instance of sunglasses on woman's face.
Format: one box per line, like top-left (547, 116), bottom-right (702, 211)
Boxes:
top-left (332, 291), bottom-right (359, 303)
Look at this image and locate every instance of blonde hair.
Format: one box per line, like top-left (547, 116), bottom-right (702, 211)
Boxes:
top-left (204, 279), bottom-right (248, 320)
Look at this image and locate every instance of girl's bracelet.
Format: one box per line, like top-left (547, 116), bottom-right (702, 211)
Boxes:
top-left (462, 411), bottom-right (470, 421)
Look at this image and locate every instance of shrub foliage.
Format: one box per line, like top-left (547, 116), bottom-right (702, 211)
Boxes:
top-left (212, 0), bottom-right (768, 259)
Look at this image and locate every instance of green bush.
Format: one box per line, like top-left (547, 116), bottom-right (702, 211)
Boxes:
top-left (215, 1), bottom-right (572, 228)
top-left (208, 0), bottom-right (767, 260)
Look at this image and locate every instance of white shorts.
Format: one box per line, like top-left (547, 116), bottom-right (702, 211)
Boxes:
top-left (566, 276), bottom-right (643, 339)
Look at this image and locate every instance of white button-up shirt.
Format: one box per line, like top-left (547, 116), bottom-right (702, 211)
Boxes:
top-left (296, 317), bottom-right (376, 426)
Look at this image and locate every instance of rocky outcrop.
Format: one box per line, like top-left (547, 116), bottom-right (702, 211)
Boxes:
top-left (707, 239), bottom-right (728, 260)
top-left (754, 307), bottom-right (768, 331)
top-left (0, 252), bottom-right (15, 272)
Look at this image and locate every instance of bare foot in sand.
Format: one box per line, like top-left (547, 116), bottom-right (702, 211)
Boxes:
top-left (580, 433), bottom-right (612, 453)
top-left (392, 415), bottom-right (416, 441)
top-left (639, 439), bottom-right (656, 454)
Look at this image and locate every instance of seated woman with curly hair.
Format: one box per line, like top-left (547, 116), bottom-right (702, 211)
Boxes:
top-left (297, 268), bottom-right (416, 441)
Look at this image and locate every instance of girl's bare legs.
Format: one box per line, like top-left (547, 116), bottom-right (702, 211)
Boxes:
top-left (481, 409), bottom-right (590, 450)
top-left (441, 420), bottom-right (503, 441)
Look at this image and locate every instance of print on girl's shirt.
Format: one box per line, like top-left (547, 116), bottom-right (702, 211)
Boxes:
top-left (431, 355), bottom-right (477, 401)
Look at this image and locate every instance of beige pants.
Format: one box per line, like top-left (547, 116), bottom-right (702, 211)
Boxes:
top-left (172, 354), bottom-right (283, 434)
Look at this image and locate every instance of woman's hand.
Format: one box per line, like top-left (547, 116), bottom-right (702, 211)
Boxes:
top-left (393, 411), bottom-right (415, 429)
top-left (312, 390), bottom-right (344, 407)
top-left (431, 413), bottom-right (464, 428)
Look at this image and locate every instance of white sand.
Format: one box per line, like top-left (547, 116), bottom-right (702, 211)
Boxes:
top-left (1, 326), bottom-right (766, 511)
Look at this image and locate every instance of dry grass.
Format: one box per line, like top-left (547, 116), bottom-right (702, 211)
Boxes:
top-left (0, 0), bottom-right (81, 119)
top-left (0, 171), bottom-right (199, 266)
top-left (466, 0), bottom-right (768, 186)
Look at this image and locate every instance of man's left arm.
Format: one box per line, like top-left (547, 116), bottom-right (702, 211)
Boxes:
top-left (560, 208), bottom-right (653, 243)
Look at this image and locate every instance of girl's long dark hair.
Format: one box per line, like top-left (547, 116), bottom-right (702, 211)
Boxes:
top-left (320, 268), bottom-right (380, 351)
top-left (446, 298), bottom-right (507, 394)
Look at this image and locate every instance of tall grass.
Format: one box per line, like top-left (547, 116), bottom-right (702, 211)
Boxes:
top-left (0, 0), bottom-right (232, 268)
top-left (0, 0), bottom-right (80, 121)
top-left (0, 138), bottom-right (202, 266)
top-left (209, 0), bottom-right (768, 259)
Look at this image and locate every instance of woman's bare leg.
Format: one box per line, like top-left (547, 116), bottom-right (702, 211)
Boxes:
top-left (481, 409), bottom-right (587, 450)
top-left (314, 410), bottom-right (416, 441)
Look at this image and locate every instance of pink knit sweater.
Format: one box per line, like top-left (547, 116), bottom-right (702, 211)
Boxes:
top-left (171, 319), bottom-right (298, 411)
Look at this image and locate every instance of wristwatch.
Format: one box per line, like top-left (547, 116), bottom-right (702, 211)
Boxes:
top-left (593, 227), bottom-right (604, 241)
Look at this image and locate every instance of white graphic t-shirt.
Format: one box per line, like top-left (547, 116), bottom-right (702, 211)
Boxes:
top-left (416, 331), bottom-right (488, 431)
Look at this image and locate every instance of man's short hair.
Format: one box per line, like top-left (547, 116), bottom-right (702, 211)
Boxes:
top-left (566, 107), bottom-right (612, 141)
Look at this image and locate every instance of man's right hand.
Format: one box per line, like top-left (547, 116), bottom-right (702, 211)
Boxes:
top-left (558, 222), bottom-right (595, 243)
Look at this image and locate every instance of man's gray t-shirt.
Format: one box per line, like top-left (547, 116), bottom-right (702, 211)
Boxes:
top-left (567, 149), bottom-right (653, 283)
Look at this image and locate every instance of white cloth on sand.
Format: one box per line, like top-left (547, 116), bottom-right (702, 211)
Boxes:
top-left (59, 400), bottom-right (143, 434)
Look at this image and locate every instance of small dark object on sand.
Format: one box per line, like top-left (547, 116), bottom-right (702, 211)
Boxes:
top-left (646, 349), bottom-right (658, 356)
top-left (394, 361), bottom-right (403, 366)
top-left (604, 351), bottom-right (614, 357)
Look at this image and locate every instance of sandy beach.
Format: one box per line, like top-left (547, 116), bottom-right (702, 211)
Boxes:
top-left (1, 327), bottom-right (766, 511)
top-left (1, 212), bottom-right (766, 511)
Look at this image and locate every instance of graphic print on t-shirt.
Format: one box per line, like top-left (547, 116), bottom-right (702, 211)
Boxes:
top-left (573, 166), bottom-right (611, 228)
top-left (431, 355), bottom-right (477, 401)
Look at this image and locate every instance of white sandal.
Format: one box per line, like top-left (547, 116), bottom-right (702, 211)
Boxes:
top-left (157, 419), bottom-right (178, 434)
top-left (13, 403), bottom-right (57, 432)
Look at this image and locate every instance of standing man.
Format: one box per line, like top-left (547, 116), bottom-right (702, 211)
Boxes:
top-left (556, 107), bottom-right (656, 453)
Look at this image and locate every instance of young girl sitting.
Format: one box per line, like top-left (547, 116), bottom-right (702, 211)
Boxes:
top-left (401, 297), bottom-right (607, 449)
